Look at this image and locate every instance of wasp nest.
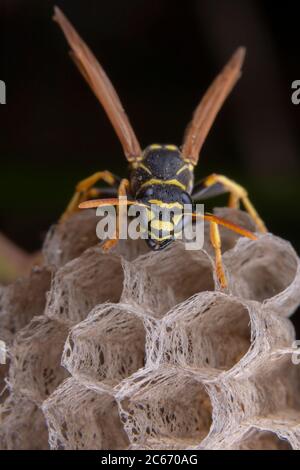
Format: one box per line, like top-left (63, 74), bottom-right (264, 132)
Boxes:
top-left (1, 208), bottom-right (300, 450)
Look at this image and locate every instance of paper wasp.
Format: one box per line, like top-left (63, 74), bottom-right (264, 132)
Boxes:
top-left (54, 7), bottom-right (267, 288)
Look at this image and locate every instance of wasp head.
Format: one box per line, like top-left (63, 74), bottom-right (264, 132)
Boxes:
top-left (136, 185), bottom-right (193, 250)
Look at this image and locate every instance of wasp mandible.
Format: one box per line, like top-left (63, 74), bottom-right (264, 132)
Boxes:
top-left (54, 7), bottom-right (267, 288)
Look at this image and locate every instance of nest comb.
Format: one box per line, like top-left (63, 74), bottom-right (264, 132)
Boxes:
top-left (1, 208), bottom-right (300, 450)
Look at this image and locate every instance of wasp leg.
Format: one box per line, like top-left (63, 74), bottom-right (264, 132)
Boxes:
top-left (101, 178), bottom-right (130, 252)
top-left (209, 220), bottom-right (227, 289)
top-left (192, 173), bottom-right (267, 233)
top-left (192, 210), bottom-right (256, 288)
top-left (60, 171), bottom-right (119, 222)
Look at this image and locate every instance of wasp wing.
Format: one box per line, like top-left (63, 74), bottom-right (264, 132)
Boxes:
top-left (192, 180), bottom-right (226, 201)
top-left (182, 47), bottom-right (245, 166)
top-left (53, 7), bottom-right (141, 162)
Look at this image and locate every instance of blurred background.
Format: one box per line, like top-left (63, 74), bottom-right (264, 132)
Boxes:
top-left (0, 1), bottom-right (300, 317)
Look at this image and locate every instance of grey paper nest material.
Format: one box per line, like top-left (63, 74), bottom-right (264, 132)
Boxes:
top-left (1, 208), bottom-right (300, 450)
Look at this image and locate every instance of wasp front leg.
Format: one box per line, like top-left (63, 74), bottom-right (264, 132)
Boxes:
top-left (192, 173), bottom-right (267, 233)
top-left (60, 170), bottom-right (119, 223)
top-left (209, 220), bottom-right (227, 289)
top-left (101, 178), bottom-right (131, 252)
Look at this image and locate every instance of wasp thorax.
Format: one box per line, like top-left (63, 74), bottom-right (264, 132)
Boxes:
top-left (130, 144), bottom-right (194, 197)
top-left (142, 144), bottom-right (184, 179)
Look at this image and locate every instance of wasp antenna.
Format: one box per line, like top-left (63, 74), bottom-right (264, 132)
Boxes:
top-left (191, 212), bottom-right (257, 241)
top-left (231, 46), bottom-right (246, 69)
top-left (53, 7), bottom-right (142, 162)
top-left (182, 47), bottom-right (246, 166)
top-left (53, 5), bottom-right (61, 20)
top-left (79, 198), bottom-right (146, 209)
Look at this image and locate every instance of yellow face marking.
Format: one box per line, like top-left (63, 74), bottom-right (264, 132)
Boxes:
top-left (173, 213), bottom-right (183, 225)
top-left (164, 144), bottom-right (178, 151)
top-left (146, 208), bottom-right (155, 221)
top-left (148, 199), bottom-right (183, 209)
top-left (149, 231), bottom-right (172, 241)
top-left (150, 220), bottom-right (174, 231)
top-left (149, 229), bottom-right (182, 241)
top-left (141, 178), bottom-right (186, 191)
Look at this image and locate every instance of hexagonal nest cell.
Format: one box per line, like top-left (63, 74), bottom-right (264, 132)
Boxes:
top-left (42, 378), bottom-right (129, 450)
top-left (1, 207), bottom-right (300, 450)
top-left (156, 292), bottom-right (252, 372)
top-left (117, 368), bottom-right (213, 448)
top-left (62, 303), bottom-right (146, 387)
top-left (237, 428), bottom-right (293, 450)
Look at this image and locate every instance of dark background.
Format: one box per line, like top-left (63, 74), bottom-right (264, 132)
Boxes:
top-left (1, 0), bottom-right (300, 248)
top-left (0, 0), bottom-right (300, 327)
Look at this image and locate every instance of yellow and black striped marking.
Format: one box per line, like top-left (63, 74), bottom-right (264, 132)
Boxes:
top-left (130, 145), bottom-right (195, 249)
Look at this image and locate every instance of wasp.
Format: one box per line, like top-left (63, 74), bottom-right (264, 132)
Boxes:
top-left (54, 7), bottom-right (267, 288)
